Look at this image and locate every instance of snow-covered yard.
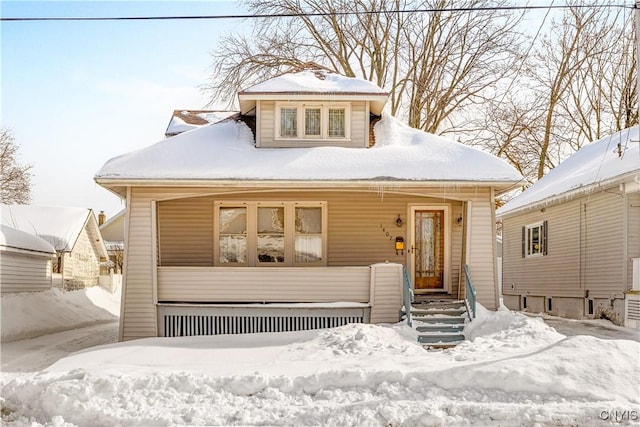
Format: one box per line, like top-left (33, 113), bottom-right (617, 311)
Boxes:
top-left (1, 288), bottom-right (638, 426)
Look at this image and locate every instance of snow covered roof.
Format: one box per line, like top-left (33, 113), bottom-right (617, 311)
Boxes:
top-left (1, 205), bottom-right (95, 252)
top-left (95, 114), bottom-right (523, 188)
top-left (498, 126), bottom-right (640, 216)
top-left (240, 64), bottom-right (387, 95)
top-left (0, 224), bottom-right (56, 255)
top-left (165, 110), bottom-right (239, 137)
top-left (237, 63), bottom-right (389, 115)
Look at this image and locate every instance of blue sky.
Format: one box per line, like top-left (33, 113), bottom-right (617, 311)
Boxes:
top-left (2, 0), bottom-right (246, 218)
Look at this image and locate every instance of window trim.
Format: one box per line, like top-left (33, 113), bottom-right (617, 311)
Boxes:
top-left (214, 201), bottom-right (327, 267)
top-left (275, 102), bottom-right (350, 141)
top-left (522, 221), bottom-right (547, 258)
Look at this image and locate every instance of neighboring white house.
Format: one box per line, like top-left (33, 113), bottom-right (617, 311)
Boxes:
top-left (1, 205), bottom-right (109, 290)
top-left (497, 126), bottom-right (640, 328)
top-left (0, 224), bottom-right (56, 294)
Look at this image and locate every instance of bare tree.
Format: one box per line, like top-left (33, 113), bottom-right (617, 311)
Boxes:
top-left (0, 128), bottom-right (32, 204)
top-left (530, 2), bottom-right (625, 179)
top-left (471, 1), bottom-right (635, 187)
top-left (203, 0), bottom-right (526, 134)
top-left (559, 6), bottom-right (637, 148)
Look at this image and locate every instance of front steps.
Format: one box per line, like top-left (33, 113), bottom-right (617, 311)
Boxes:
top-left (405, 299), bottom-right (468, 348)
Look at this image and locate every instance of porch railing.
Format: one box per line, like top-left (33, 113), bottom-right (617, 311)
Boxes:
top-left (402, 265), bottom-right (414, 327)
top-left (464, 264), bottom-right (477, 320)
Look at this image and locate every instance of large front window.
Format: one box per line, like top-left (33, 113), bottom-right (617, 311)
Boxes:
top-left (216, 202), bottom-right (326, 266)
top-left (277, 102), bottom-right (350, 140)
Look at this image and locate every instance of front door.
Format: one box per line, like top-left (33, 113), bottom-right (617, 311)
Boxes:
top-left (414, 209), bottom-right (445, 290)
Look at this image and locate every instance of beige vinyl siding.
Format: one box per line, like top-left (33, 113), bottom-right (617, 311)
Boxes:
top-left (350, 101), bottom-right (367, 147)
top-left (157, 191), bottom-right (465, 274)
top-left (628, 193), bottom-right (640, 289)
top-left (158, 199), bottom-right (213, 266)
top-left (583, 191), bottom-right (624, 295)
top-left (369, 263), bottom-right (403, 323)
top-left (466, 198), bottom-right (499, 308)
top-left (257, 100), bottom-right (274, 147)
top-left (0, 251), bottom-right (52, 294)
top-left (502, 190), bottom-right (629, 299)
top-left (257, 101), bottom-right (368, 148)
top-left (121, 185), bottom-right (498, 339)
top-left (120, 188), bottom-right (158, 340)
top-left (158, 266), bottom-right (370, 302)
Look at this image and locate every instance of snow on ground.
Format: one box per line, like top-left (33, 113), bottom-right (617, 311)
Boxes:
top-left (1, 287), bottom-right (119, 343)
top-left (1, 292), bottom-right (639, 427)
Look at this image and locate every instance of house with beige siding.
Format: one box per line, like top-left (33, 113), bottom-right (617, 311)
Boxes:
top-left (0, 224), bottom-right (56, 294)
top-left (1, 205), bottom-right (109, 291)
top-left (95, 63), bottom-right (522, 341)
top-left (497, 126), bottom-right (640, 328)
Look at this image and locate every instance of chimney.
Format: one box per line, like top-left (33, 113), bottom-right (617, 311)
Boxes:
top-left (98, 211), bottom-right (106, 226)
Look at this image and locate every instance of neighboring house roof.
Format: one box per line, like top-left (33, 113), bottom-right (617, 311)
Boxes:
top-left (0, 224), bottom-right (56, 255)
top-left (498, 126), bottom-right (640, 216)
top-left (99, 209), bottom-right (125, 242)
top-left (95, 114), bottom-right (523, 187)
top-left (238, 63), bottom-right (389, 115)
top-left (0, 205), bottom-right (107, 256)
top-left (165, 110), bottom-right (239, 137)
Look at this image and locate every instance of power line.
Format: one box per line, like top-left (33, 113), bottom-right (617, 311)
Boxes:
top-left (1, 3), bottom-right (632, 22)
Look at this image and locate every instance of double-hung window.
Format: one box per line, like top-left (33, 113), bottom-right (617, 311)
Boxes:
top-left (522, 221), bottom-right (548, 258)
top-left (276, 102), bottom-right (349, 141)
top-left (215, 201), bottom-right (326, 266)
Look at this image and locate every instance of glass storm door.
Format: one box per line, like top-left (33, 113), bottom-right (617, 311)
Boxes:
top-left (414, 210), bottom-right (444, 290)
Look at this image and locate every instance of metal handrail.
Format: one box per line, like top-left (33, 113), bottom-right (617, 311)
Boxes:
top-left (402, 265), bottom-right (414, 327)
top-left (464, 264), bottom-right (477, 320)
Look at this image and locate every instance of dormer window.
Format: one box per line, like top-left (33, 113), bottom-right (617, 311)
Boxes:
top-left (276, 102), bottom-right (350, 141)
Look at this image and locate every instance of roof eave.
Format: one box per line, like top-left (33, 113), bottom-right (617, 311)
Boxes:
top-left (95, 177), bottom-right (522, 191)
top-left (497, 170), bottom-right (640, 219)
top-left (238, 93), bottom-right (389, 115)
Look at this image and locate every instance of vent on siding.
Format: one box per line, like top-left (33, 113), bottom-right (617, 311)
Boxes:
top-left (162, 314), bottom-right (364, 337)
top-left (627, 299), bottom-right (640, 321)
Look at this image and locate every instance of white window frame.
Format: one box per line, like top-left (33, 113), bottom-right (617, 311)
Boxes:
top-left (275, 102), bottom-right (350, 141)
top-left (214, 201), bottom-right (327, 267)
top-left (524, 221), bottom-right (545, 258)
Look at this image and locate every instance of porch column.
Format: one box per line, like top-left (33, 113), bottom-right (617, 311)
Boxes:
top-left (369, 262), bottom-right (403, 323)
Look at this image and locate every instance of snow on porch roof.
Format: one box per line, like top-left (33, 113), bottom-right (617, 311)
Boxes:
top-left (95, 114), bottom-right (523, 186)
top-left (498, 126), bottom-right (640, 216)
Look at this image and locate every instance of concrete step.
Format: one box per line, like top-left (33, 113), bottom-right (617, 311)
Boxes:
top-left (415, 323), bottom-right (464, 333)
top-left (411, 307), bottom-right (467, 317)
top-left (417, 333), bottom-right (465, 344)
top-left (412, 300), bottom-right (465, 309)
